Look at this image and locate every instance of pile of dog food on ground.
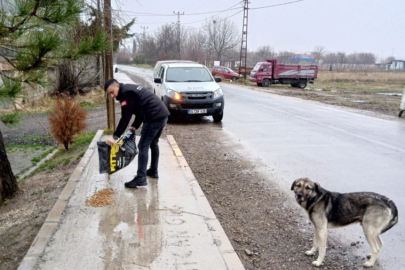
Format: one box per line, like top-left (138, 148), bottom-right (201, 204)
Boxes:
top-left (86, 188), bottom-right (115, 207)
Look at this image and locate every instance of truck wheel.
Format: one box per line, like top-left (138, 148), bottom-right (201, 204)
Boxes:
top-left (298, 80), bottom-right (307, 89)
top-left (213, 112), bottom-right (223, 123)
top-left (291, 82), bottom-right (297, 87)
top-left (262, 79), bottom-right (271, 87)
top-left (257, 83), bottom-right (262, 87)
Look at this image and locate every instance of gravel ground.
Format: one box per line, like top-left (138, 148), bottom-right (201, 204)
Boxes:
top-left (0, 72), bottom-right (385, 269)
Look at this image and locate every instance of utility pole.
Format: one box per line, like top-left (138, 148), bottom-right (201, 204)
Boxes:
top-left (173, 11), bottom-right (184, 59)
top-left (239, 0), bottom-right (249, 79)
top-left (104, 0), bottom-right (115, 130)
top-left (132, 38), bottom-right (137, 55)
top-left (140, 26), bottom-right (148, 39)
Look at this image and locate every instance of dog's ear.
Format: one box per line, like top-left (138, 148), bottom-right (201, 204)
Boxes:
top-left (314, 182), bottom-right (322, 194)
top-left (291, 180), bottom-right (296, 191)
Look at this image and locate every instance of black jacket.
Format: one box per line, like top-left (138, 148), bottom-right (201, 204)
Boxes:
top-left (113, 83), bottom-right (169, 139)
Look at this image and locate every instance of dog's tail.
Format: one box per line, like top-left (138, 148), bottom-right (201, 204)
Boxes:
top-left (381, 198), bottom-right (398, 234)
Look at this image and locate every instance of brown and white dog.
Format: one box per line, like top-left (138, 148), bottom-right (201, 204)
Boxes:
top-left (291, 177), bottom-right (398, 268)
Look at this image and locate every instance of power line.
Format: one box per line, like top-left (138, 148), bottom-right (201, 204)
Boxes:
top-left (111, 6), bottom-right (242, 17)
top-left (250, 0), bottom-right (304, 10)
top-left (182, 1), bottom-right (243, 25)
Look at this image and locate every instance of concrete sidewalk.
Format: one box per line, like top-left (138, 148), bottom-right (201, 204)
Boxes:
top-left (18, 73), bottom-right (244, 270)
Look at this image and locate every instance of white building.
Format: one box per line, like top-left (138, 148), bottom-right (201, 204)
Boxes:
top-left (386, 60), bottom-right (405, 70)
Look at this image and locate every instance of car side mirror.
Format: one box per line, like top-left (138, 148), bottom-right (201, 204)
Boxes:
top-left (154, 77), bottom-right (162, 84)
top-left (215, 77), bottom-right (222, 83)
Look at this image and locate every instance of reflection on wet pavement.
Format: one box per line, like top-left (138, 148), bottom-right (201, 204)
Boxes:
top-left (99, 180), bottom-right (162, 269)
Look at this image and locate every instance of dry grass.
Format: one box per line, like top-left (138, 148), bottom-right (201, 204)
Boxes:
top-left (0, 87), bottom-right (106, 115)
top-left (317, 71), bottom-right (405, 85)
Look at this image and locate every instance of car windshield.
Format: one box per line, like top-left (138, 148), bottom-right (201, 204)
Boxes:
top-left (251, 63), bottom-right (262, 72)
top-left (228, 68), bottom-right (236, 73)
top-left (166, 67), bottom-right (213, 82)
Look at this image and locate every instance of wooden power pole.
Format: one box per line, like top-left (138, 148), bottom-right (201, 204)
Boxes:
top-left (104, 0), bottom-right (115, 130)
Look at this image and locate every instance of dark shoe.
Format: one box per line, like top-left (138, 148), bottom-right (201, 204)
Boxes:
top-left (146, 168), bottom-right (159, 178)
top-left (125, 176), bottom-right (147, 188)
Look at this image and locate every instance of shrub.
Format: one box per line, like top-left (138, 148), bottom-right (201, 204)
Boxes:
top-left (49, 95), bottom-right (87, 150)
top-left (1, 113), bottom-right (20, 126)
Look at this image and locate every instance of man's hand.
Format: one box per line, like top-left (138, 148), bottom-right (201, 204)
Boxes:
top-left (106, 136), bottom-right (116, 146)
top-left (128, 127), bottom-right (136, 132)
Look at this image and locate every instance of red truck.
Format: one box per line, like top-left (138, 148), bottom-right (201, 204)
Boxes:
top-left (249, 59), bottom-right (318, 88)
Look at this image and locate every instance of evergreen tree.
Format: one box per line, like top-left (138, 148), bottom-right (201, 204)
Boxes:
top-left (0, 0), bottom-right (107, 201)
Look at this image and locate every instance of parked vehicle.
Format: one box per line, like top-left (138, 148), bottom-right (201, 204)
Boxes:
top-left (154, 62), bottom-right (224, 122)
top-left (153, 60), bottom-right (196, 78)
top-left (250, 59), bottom-right (318, 88)
top-left (212, 66), bottom-right (242, 81)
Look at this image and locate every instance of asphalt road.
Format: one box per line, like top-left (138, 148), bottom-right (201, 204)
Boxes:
top-left (119, 65), bottom-right (405, 269)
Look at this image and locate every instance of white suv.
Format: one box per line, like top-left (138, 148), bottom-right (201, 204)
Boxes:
top-left (154, 63), bottom-right (224, 122)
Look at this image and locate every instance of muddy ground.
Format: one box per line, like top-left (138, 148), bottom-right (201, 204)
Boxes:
top-left (0, 72), bottom-right (391, 269)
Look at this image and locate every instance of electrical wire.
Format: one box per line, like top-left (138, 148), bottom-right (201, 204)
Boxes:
top-left (250, 0), bottom-right (304, 10)
top-left (184, 9), bottom-right (243, 31)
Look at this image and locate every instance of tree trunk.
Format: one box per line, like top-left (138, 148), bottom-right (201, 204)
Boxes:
top-left (0, 129), bottom-right (19, 202)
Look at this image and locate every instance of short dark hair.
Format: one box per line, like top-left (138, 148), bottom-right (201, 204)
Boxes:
top-left (104, 79), bottom-right (119, 91)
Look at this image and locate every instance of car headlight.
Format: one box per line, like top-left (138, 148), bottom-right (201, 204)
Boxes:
top-left (213, 88), bottom-right (223, 99)
top-left (167, 90), bottom-right (182, 100)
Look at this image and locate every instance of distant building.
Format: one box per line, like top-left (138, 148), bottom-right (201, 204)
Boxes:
top-left (386, 60), bottom-right (405, 70)
top-left (290, 55), bottom-right (315, 64)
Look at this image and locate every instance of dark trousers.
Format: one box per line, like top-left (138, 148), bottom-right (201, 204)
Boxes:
top-left (137, 117), bottom-right (168, 178)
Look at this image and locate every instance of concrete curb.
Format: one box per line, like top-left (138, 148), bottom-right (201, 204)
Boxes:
top-left (166, 135), bottom-right (245, 270)
top-left (19, 148), bottom-right (58, 179)
top-left (17, 130), bottom-right (104, 270)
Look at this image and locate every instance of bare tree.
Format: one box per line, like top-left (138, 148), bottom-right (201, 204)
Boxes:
top-left (183, 29), bottom-right (206, 62)
top-left (385, 56), bottom-right (395, 64)
top-left (256, 45), bottom-right (275, 60)
top-left (277, 51), bottom-right (295, 64)
top-left (312, 45), bottom-right (326, 62)
top-left (155, 24), bottom-right (178, 60)
top-left (336, 52), bottom-right (347, 64)
top-left (203, 17), bottom-right (240, 62)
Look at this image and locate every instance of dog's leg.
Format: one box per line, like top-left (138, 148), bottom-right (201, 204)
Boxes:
top-left (377, 235), bottom-right (384, 250)
top-left (312, 219), bottom-right (328, 267)
top-left (363, 221), bottom-right (385, 268)
top-left (305, 230), bottom-right (318, 256)
top-left (363, 231), bottom-right (381, 267)
top-left (363, 209), bottom-right (389, 268)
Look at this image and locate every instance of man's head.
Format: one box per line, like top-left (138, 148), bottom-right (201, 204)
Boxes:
top-left (104, 79), bottom-right (120, 98)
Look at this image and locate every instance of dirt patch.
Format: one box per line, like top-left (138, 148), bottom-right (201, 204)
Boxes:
top-left (0, 161), bottom-right (77, 269)
top-left (0, 138), bottom-right (93, 270)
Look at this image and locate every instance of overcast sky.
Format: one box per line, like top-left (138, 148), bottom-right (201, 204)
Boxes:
top-left (112, 0), bottom-right (405, 61)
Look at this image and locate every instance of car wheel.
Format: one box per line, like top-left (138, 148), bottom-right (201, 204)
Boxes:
top-left (257, 83), bottom-right (262, 87)
top-left (262, 79), bottom-right (271, 87)
top-left (298, 80), bottom-right (307, 89)
top-left (213, 112), bottom-right (223, 123)
top-left (231, 77), bottom-right (237, 81)
top-left (291, 82), bottom-right (297, 87)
